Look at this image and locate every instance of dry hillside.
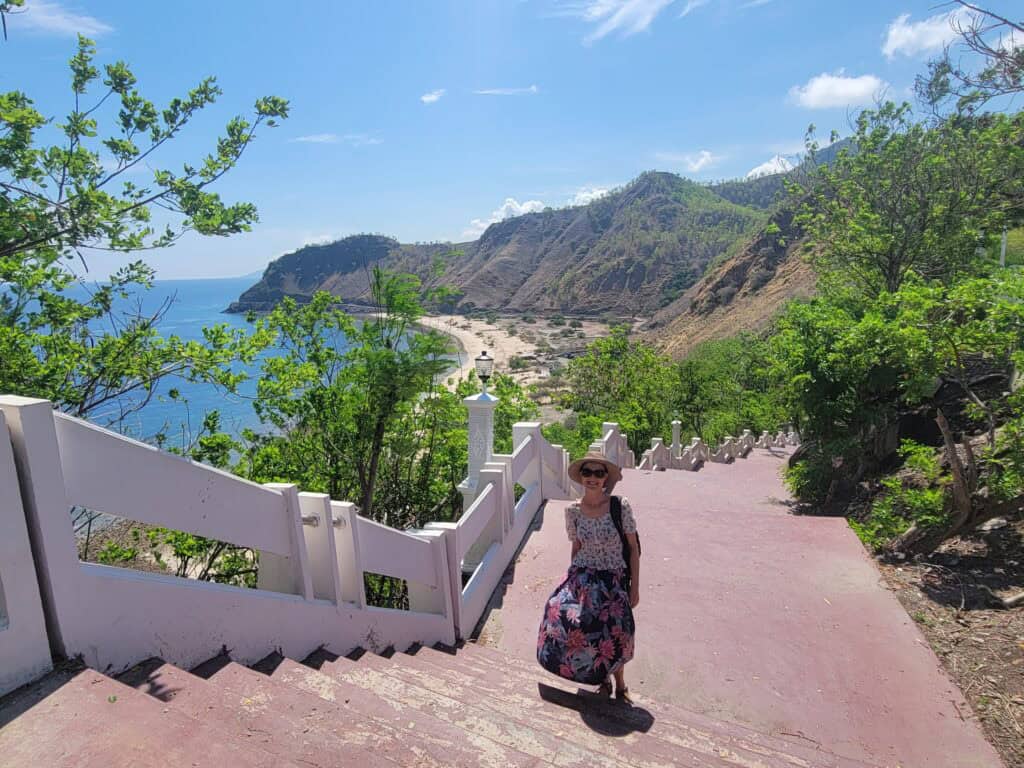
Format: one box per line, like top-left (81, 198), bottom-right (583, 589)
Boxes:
top-left (643, 208), bottom-right (817, 359)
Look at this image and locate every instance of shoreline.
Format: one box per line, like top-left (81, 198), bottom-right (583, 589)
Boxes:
top-left (416, 313), bottom-right (615, 401)
top-left (416, 314), bottom-right (539, 384)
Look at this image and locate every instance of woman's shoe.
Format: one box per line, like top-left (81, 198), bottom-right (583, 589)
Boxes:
top-left (615, 687), bottom-right (633, 705)
top-left (596, 677), bottom-right (613, 697)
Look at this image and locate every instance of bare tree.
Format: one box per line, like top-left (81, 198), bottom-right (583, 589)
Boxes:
top-left (918, 2), bottom-right (1024, 112)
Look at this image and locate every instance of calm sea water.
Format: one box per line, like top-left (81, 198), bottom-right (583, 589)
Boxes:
top-left (79, 276), bottom-right (277, 443)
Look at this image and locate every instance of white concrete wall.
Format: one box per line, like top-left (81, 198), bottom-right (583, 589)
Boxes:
top-left (0, 411), bottom-right (53, 696)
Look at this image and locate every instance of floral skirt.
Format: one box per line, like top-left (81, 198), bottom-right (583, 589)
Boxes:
top-left (536, 566), bottom-right (636, 685)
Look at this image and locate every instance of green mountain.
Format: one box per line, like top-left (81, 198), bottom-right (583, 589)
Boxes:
top-left (228, 171), bottom-right (771, 316)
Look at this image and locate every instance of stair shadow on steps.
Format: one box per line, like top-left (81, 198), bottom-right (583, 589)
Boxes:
top-left (537, 682), bottom-right (655, 738)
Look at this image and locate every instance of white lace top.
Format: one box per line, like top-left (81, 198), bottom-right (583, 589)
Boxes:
top-left (565, 496), bottom-right (637, 571)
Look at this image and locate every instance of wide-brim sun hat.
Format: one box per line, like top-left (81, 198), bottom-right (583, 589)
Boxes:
top-left (568, 452), bottom-right (623, 487)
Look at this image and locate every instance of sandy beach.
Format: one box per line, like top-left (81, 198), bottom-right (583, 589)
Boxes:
top-left (417, 314), bottom-right (614, 388)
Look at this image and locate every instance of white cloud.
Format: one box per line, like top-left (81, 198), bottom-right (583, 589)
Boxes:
top-left (654, 149), bottom-right (724, 173)
top-left (462, 197), bottom-right (547, 240)
top-left (678, 0), bottom-right (707, 17)
top-left (473, 85), bottom-right (540, 96)
top-left (421, 89), bottom-right (446, 104)
top-left (289, 133), bottom-right (382, 146)
top-left (788, 71), bottom-right (888, 109)
top-left (882, 9), bottom-right (966, 59)
top-left (739, 0), bottom-right (772, 8)
top-left (569, 186), bottom-right (611, 205)
top-left (569, 0), bottom-right (676, 43)
top-left (13, 0), bottom-right (112, 36)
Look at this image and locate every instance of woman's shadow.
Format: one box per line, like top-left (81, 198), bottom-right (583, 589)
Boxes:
top-left (537, 681), bottom-right (655, 736)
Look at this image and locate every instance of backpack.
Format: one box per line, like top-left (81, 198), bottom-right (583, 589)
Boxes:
top-left (609, 495), bottom-right (640, 590)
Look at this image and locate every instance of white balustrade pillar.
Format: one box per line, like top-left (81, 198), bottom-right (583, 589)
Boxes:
top-left (0, 409), bottom-right (53, 696)
top-left (512, 422), bottom-right (544, 502)
top-left (601, 422), bottom-right (618, 464)
top-left (0, 396), bottom-right (80, 659)
top-left (458, 392), bottom-right (498, 513)
top-left (258, 483), bottom-right (314, 600)
top-left (331, 501), bottom-right (366, 608)
top-left (297, 493), bottom-right (341, 604)
top-left (671, 421), bottom-right (682, 458)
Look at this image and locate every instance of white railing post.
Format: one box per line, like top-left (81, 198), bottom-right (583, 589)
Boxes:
top-left (479, 466), bottom-right (508, 543)
top-left (487, 458), bottom-right (515, 533)
top-left (601, 422), bottom-right (618, 465)
top-left (330, 501), bottom-right (367, 609)
top-left (671, 421), bottom-right (682, 458)
top-left (0, 397), bottom-right (81, 659)
top-left (0, 409), bottom-right (53, 696)
top-left (458, 392), bottom-right (498, 513)
top-left (298, 493), bottom-right (341, 603)
top-left (258, 483), bottom-right (314, 600)
top-left (422, 521), bottom-right (460, 634)
top-left (407, 528), bottom-right (454, 631)
top-left (513, 422), bottom-right (544, 501)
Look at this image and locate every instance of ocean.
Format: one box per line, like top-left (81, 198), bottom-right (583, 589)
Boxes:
top-left (79, 275), bottom-right (282, 444)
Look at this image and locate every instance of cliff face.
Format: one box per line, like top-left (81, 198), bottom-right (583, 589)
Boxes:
top-left (642, 207), bottom-right (817, 359)
top-left (227, 172), bottom-right (767, 316)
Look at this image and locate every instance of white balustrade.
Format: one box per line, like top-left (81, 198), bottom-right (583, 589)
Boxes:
top-left (0, 396), bottom-right (462, 674)
top-left (444, 419), bottom-right (574, 638)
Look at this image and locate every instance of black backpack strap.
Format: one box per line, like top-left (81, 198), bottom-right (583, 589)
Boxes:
top-left (610, 495), bottom-right (631, 575)
top-left (609, 495), bottom-right (624, 537)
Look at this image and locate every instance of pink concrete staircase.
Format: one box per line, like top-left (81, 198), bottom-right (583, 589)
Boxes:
top-left (0, 641), bottom-right (877, 768)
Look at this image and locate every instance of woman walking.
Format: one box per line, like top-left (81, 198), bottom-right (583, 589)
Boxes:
top-left (536, 452), bottom-right (639, 702)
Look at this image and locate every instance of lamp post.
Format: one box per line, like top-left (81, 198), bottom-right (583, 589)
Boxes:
top-left (475, 350), bottom-right (494, 395)
top-left (459, 351), bottom-right (499, 513)
top-left (457, 350), bottom-right (501, 574)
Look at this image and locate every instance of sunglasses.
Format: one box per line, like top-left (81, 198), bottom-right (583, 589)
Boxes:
top-left (579, 467), bottom-right (607, 478)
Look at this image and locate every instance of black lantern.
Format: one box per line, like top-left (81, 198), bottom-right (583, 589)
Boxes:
top-left (475, 350), bottom-right (494, 393)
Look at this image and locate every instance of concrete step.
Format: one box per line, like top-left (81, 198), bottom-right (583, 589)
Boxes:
top-left (321, 650), bottom-right (640, 768)
top-left (265, 652), bottom-right (543, 768)
top-left (120, 657), bottom-right (396, 767)
top-left (0, 666), bottom-right (288, 768)
top-left (437, 643), bottom-right (879, 768)
top-left (386, 646), bottom-right (742, 768)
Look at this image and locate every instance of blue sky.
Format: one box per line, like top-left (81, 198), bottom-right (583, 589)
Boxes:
top-left (5, 0), bottom-right (1017, 279)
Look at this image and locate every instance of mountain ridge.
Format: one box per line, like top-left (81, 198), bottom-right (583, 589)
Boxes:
top-left (228, 171), bottom-right (770, 316)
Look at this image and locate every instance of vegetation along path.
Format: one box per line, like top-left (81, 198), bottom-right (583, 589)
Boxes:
top-left (478, 448), bottom-right (1005, 768)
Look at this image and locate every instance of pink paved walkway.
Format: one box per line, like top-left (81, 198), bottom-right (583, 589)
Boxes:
top-left (478, 448), bottom-right (1004, 768)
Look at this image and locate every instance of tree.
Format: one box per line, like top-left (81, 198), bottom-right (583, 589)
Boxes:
top-left (792, 103), bottom-right (1023, 299)
top-left (675, 335), bottom-right (785, 445)
top-left (247, 271), bottom-right (453, 523)
top-left (888, 272), bottom-right (1024, 554)
top-left (1, 35), bottom-right (287, 424)
top-left (563, 327), bottom-right (676, 454)
top-left (917, 2), bottom-right (1024, 114)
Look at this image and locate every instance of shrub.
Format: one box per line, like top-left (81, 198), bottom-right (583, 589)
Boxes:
top-left (849, 441), bottom-right (950, 551)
